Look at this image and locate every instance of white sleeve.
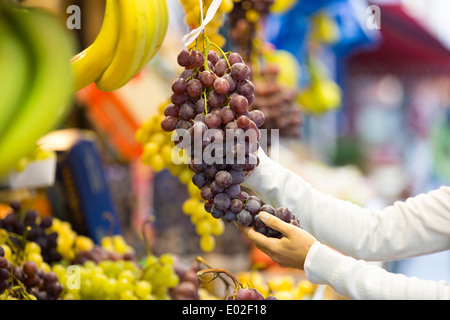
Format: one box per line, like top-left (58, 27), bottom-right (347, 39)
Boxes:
top-left (242, 149), bottom-right (450, 261)
top-left (305, 242), bottom-right (450, 300)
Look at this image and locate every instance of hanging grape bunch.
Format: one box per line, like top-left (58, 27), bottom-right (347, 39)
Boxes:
top-left (160, 35), bottom-right (301, 238)
top-left (250, 64), bottom-right (303, 143)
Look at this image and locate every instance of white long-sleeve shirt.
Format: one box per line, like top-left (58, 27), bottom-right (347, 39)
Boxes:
top-left (241, 149), bottom-right (450, 300)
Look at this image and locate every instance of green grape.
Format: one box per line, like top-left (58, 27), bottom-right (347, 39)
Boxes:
top-left (134, 280), bottom-right (152, 299)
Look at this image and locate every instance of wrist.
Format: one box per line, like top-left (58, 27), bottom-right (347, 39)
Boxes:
top-left (303, 241), bottom-right (321, 279)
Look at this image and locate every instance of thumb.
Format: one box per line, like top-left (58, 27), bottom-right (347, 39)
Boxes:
top-left (259, 211), bottom-right (293, 237)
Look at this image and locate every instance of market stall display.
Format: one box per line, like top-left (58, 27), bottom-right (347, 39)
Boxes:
top-left (0, 0), bottom-right (448, 304)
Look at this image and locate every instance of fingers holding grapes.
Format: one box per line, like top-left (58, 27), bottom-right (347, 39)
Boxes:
top-left (239, 212), bottom-right (317, 270)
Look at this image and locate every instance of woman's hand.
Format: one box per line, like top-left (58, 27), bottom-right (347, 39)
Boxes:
top-left (238, 211), bottom-right (317, 269)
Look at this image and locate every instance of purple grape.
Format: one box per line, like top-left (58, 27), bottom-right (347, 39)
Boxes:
top-left (260, 204), bottom-right (275, 215)
top-left (180, 102), bottom-right (196, 120)
top-left (172, 78), bottom-right (188, 93)
top-left (214, 193), bottom-right (231, 211)
top-left (200, 185), bottom-right (214, 201)
top-left (177, 49), bottom-right (191, 67)
top-left (222, 74), bottom-right (237, 92)
top-left (275, 207), bottom-right (293, 223)
top-left (161, 116), bottom-right (177, 132)
top-left (224, 184), bottom-right (241, 198)
top-left (189, 50), bottom-right (204, 67)
top-left (238, 80), bottom-right (255, 97)
top-left (215, 171), bottom-right (233, 188)
top-left (228, 52), bottom-right (243, 66)
top-left (222, 210), bottom-right (237, 223)
top-left (204, 113), bottom-right (221, 129)
top-left (211, 207), bottom-right (225, 219)
top-left (249, 110), bottom-right (265, 128)
top-left (229, 169), bottom-right (245, 185)
top-left (215, 59), bottom-right (229, 77)
top-left (207, 91), bottom-right (226, 108)
top-left (207, 50), bottom-right (219, 66)
top-left (204, 200), bottom-right (214, 213)
top-left (213, 77), bottom-right (230, 94)
top-left (192, 172), bottom-right (208, 189)
top-left (186, 79), bottom-right (203, 98)
top-left (220, 106), bottom-right (235, 125)
top-left (199, 70), bottom-right (217, 87)
top-left (171, 92), bottom-right (187, 105)
top-left (210, 181), bottom-right (224, 194)
top-left (230, 94), bottom-right (248, 114)
top-left (164, 104), bottom-right (180, 117)
top-left (229, 199), bottom-right (243, 213)
top-left (245, 199), bottom-right (261, 215)
top-left (231, 63), bottom-right (250, 81)
top-left (204, 165), bottom-right (218, 179)
top-left (237, 115), bottom-right (250, 129)
top-left (236, 210), bottom-right (253, 226)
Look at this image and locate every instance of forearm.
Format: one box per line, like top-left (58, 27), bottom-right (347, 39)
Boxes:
top-left (242, 149), bottom-right (450, 260)
top-left (306, 242), bottom-right (450, 300)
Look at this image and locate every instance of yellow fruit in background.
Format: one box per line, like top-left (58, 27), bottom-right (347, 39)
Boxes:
top-left (75, 235), bottom-right (94, 252)
top-left (200, 234), bottom-right (215, 252)
top-left (270, 0), bottom-right (298, 14)
top-left (310, 12), bottom-right (339, 45)
top-left (1, 244), bottom-right (12, 262)
top-left (273, 290), bottom-right (295, 300)
top-left (315, 80), bottom-right (341, 110)
top-left (264, 49), bottom-right (300, 88)
top-left (268, 275), bottom-right (294, 292)
top-left (149, 154), bottom-right (165, 172)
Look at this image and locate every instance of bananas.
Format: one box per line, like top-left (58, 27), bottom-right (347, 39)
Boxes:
top-left (71, 0), bottom-right (120, 92)
top-left (71, 0), bottom-right (169, 93)
top-left (0, 4), bottom-right (76, 176)
top-left (0, 11), bottom-right (32, 139)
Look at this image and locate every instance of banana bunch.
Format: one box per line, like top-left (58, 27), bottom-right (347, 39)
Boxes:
top-left (0, 3), bottom-right (75, 177)
top-left (72, 0), bottom-right (169, 93)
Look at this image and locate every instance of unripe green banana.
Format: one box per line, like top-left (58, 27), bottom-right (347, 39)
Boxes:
top-left (0, 5), bottom-right (76, 176)
top-left (0, 9), bottom-right (32, 138)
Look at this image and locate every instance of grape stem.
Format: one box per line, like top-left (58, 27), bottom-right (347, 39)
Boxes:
top-left (209, 41), bottom-right (232, 69)
top-left (197, 268), bottom-right (243, 291)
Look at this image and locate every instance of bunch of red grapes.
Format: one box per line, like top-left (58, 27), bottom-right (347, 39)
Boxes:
top-left (160, 47), bottom-right (301, 238)
top-left (171, 260), bottom-right (200, 300)
top-left (228, 288), bottom-right (278, 300)
top-left (0, 248), bottom-right (62, 300)
top-left (0, 205), bottom-right (62, 264)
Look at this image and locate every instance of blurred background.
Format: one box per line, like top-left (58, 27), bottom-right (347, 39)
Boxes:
top-left (1, 0), bottom-right (449, 299)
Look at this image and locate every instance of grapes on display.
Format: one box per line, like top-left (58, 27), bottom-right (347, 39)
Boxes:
top-left (160, 42), bottom-right (301, 239)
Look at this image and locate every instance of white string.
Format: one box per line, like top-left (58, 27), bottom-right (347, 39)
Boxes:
top-left (182, 0), bottom-right (223, 47)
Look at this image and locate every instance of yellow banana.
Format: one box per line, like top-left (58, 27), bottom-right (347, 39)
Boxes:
top-left (0, 6), bottom-right (75, 176)
top-left (71, 0), bottom-right (120, 92)
top-left (134, 0), bottom-right (157, 74)
top-left (96, 0), bottom-right (148, 92)
top-left (0, 10), bottom-right (32, 138)
top-left (135, 0), bottom-right (169, 74)
top-left (154, 0), bottom-right (169, 55)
